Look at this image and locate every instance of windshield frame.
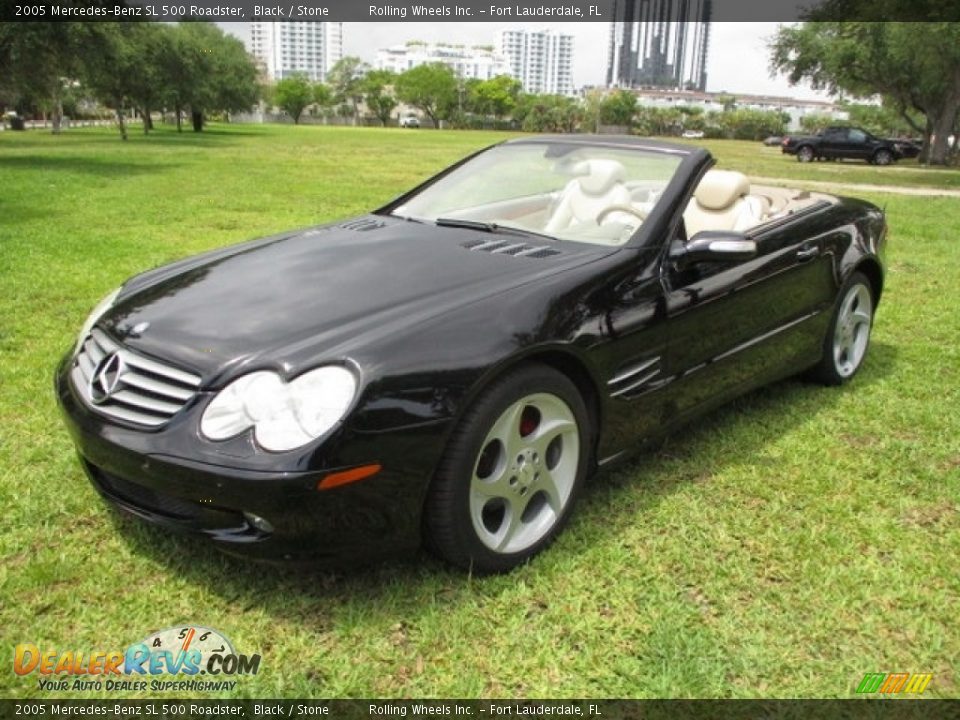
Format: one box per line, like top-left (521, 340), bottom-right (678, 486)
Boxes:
top-left (375, 136), bottom-right (711, 251)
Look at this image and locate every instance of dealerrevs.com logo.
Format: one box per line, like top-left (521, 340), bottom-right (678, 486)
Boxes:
top-left (13, 625), bottom-right (261, 693)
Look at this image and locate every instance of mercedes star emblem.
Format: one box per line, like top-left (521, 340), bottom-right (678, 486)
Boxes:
top-left (89, 352), bottom-right (126, 404)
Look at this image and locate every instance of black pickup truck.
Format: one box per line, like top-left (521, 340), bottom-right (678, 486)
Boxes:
top-left (782, 126), bottom-right (918, 165)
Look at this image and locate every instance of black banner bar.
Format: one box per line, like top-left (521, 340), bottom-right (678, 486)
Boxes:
top-left (0, 700), bottom-right (958, 720)
top-left (4, 0), bottom-right (958, 22)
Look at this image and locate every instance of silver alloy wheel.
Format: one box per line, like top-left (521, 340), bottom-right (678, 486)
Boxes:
top-left (833, 283), bottom-right (873, 377)
top-left (469, 393), bottom-right (580, 554)
top-left (798, 146), bottom-right (814, 162)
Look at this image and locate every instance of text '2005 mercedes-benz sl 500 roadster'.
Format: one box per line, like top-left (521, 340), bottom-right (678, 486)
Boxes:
top-left (56, 136), bottom-right (886, 573)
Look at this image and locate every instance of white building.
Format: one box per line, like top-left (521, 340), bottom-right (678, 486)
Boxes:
top-left (249, 22), bottom-right (343, 82)
top-left (497, 29), bottom-right (574, 96)
top-left (375, 42), bottom-right (510, 81)
top-left (626, 88), bottom-right (848, 132)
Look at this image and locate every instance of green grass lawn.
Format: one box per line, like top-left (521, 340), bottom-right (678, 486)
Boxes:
top-left (0, 124), bottom-right (957, 699)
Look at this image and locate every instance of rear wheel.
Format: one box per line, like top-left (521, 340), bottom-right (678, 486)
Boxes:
top-left (424, 364), bottom-right (590, 573)
top-left (797, 146), bottom-right (815, 162)
top-left (811, 272), bottom-right (874, 385)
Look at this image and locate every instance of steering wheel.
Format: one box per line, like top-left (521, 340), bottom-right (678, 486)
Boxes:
top-left (596, 204), bottom-right (648, 225)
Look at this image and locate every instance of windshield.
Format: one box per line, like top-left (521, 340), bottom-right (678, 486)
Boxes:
top-left (390, 142), bottom-right (684, 247)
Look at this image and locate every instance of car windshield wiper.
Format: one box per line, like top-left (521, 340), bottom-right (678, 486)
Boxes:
top-left (389, 212), bottom-right (427, 224)
top-left (435, 217), bottom-right (555, 241)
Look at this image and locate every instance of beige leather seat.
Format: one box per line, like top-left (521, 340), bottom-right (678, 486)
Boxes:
top-left (545, 160), bottom-right (633, 233)
top-left (683, 170), bottom-right (765, 237)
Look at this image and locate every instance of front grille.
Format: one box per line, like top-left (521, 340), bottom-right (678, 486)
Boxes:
top-left (70, 328), bottom-right (201, 428)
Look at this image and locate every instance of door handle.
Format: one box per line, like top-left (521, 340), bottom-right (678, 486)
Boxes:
top-left (797, 245), bottom-right (820, 261)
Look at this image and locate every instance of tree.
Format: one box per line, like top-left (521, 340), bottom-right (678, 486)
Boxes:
top-left (634, 106), bottom-right (683, 136)
top-left (715, 93), bottom-right (737, 112)
top-left (394, 63), bottom-right (458, 128)
top-left (165, 22), bottom-right (258, 132)
top-left (154, 22), bottom-right (199, 132)
top-left (515, 94), bottom-right (582, 133)
top-left (599, 90), bottom-right (637, 126)
top-left (362, 69), bottom-right (397, 126)
top-left (771, 19), bottom-right (960, 164)
top-left (716, 108), bottom-right (787, 140)
top-left (312, 82), bottom-right (334, 121)
top-left (120, 23), bottom-right (170, 133)
top-left (273, 74), bottom-right (313, 124)
top-left (79, 23), bottom-right (147, 140)
top-left (0, 19), bottom-right (258, 138)
top-left (844, 101), bottom-right (924, 138)
top-left (326, 56), bottom-right (367, 124)
top-left (472, 75), bottom-right (522, 122)
top-left (0, 23), bottom-right (85, 133)
top-left (582, 88), bottom-right (605, 134)
top-left (799, 113), bottom-right (836, 134)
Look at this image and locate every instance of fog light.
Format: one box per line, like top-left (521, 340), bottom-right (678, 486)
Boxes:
top-left (243, 512), bottom-right (274, 534)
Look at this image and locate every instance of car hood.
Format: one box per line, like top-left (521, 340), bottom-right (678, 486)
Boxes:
top-left (101, 215), bottom-right (611, 384)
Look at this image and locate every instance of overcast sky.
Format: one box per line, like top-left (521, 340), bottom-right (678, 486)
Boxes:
top-left (222, 22), bottom-right (830, 101)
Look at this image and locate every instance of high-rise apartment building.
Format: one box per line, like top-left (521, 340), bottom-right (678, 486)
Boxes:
top-left (376, 42), bottom-right (510, 81)
top-left (606, 0), bottom-right (711, 91)
top-left (497, 29), bottom-right (575, 96)
top-left (249, 22), bottom-right (343, 82)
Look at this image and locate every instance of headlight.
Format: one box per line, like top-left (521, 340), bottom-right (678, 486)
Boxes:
top-left (200, 366), bottom-right (357, 452)
top-left (74, 287), bottom-right (121, 356)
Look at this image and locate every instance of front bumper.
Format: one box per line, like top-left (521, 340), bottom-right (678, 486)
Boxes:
top-left (55, 356), bottom-right (440, 565)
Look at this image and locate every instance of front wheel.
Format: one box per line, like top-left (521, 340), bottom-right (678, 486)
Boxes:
top-left (424, 364), bottom-right (590, 573)
top-left (811, 272), bottom-right (875, 385)
top-left (797, 146), bottom-right (815, 162)
top-left (873, 149), bottom-right (894, 166)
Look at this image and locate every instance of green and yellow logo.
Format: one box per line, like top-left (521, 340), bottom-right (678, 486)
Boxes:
top-left (856, 672), bottom-right (933, 695)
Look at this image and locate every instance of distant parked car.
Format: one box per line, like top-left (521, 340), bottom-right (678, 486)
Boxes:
top-left (681, 129), bottom-right (704, 139)
top-left (763, 136), bottom-right (783, 146)
top-left (3, 110), bottom-right (24, 131)
top-left (781, 126), bottom-right (907, 165)
top-left (891, 139), bottom-right (921, 159)
top-left (399, 115), bottom-right (420, 128)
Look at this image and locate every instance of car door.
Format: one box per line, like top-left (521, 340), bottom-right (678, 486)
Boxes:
top-left (846, 128), bottom-right (872, 161)
top-left (660, 221), bottom-right (835, 422)
top-left (819, 128), bottom-right (847, 159)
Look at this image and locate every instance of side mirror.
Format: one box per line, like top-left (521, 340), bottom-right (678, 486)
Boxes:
top-left (670, 231), bottom-right (757, 270)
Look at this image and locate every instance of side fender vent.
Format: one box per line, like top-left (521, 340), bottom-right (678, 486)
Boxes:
top-left (607, 356), bottom-right (662, 399)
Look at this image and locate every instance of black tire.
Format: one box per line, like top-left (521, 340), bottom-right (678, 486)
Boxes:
top-left (810, 272), bottom-right (875, 386)
top-left (796, 146), bottom-right (815, 162)
top-left (872, 149), bottom-right (894, 166)
top-left (424, 364), bottom-right (591, 573)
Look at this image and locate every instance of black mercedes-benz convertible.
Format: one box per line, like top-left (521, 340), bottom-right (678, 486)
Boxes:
top-left (56, 136), bottom-right (886, 573)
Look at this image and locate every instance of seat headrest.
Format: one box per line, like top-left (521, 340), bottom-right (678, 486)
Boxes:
top-left (694, 170), bottom-right (750, 210)
top-left (573, 160), bottom-right (627, 196)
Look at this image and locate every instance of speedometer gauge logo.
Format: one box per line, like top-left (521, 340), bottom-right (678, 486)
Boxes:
top-left (126, 624), bottom-right (260, 677)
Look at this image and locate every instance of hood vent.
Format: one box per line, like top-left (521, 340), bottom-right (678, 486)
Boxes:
top-left (460, 239), bottom-right (561, 259)
top-left (340, 218), bottom-right (387, 232)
